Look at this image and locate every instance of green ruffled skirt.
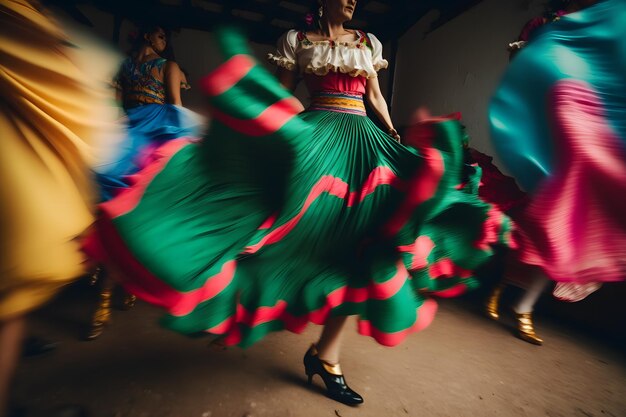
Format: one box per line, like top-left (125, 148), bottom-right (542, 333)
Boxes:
top-left (91, 29), bottom-right (512, 347)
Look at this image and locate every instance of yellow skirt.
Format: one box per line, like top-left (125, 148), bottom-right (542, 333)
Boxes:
top-left (0, 0), bottom-right (116, 319)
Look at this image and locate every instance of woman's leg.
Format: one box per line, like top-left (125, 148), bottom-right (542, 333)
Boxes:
top-left (315, 316), bottom-right (348, 364)
top-left (304, 316), bottom-right (363, 405)
top-left (512, 268), bottom-right (550, 314)
top-left (485, 245), bottom-right (511, 320)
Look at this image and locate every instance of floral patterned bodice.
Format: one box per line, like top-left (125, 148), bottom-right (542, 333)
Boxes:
top-left (116, 57), bottom-right (167, 110)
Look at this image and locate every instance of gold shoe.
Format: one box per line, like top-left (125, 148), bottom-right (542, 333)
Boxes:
top-left (515, 312), bottom-right (543, 345)
top-left (85, 287), bottom-right (112, 341)
top-left (485, 284), bottom-right (505, 320)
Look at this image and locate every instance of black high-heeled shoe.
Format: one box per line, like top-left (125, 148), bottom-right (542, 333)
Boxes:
top-left (303, 344), bottom-right (364, 405)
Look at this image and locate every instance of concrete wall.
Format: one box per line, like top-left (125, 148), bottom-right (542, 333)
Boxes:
top-left (391, 0), bottom-right (545, 166)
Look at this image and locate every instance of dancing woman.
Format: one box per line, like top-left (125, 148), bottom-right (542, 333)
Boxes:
top-left (0, 1), bottom-right (120, 413)
top-left (86, 23), bottom-right (204, 339)
top-left (271, 1), bottom-right (400, 142)
top-left (89, 0), bottom-right (511, 405)
top-left (94, 24), bottom-right (202, 200)
top-left (485, 0), bottom-right (606, 346)
top-left (488, 0), bottom-right (625, 343)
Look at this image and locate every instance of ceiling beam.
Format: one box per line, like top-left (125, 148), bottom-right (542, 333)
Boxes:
top-left (43, 0), bottom-right (485, 46)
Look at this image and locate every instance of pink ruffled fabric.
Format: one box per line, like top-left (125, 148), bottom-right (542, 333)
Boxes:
top-left (514, 80), bottom-right (626, 285)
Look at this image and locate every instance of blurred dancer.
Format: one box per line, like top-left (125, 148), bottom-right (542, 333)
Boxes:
top-left (86, 22), bottom-right (203, 340)
top-left (95, 23), bottom-right (203, 200)
top-left (483, 0), bottom-right (607, 345)
top-left (0, 1), bottom-right (120, 414)
top-left (488, 0), bottom-right (625, 343)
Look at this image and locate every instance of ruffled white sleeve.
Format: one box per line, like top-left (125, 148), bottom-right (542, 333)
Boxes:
top-left (368, 33), bottom-right (389, 72)
top-left (267, 29), bottom-right (298, 72)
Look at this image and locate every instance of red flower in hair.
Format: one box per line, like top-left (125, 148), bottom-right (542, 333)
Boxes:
top-left (305, 13), bottom-right (314, 26)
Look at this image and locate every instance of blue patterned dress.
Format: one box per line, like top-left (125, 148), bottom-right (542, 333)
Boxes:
top-left (95, 57), bottom-right (203, 200)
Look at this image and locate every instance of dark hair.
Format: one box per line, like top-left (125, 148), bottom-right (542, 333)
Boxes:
top-left (129, 23), bottom-right (176, 61)
top-left (301, 0), bottom-right (322, 30)
top-left (545, 0), bottom-right (572, 16)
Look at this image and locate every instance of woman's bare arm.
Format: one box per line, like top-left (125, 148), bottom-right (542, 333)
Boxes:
top-left (365, 76), bottom-right (400, 141)
top-left (165, 61), bottom-right (183, 106)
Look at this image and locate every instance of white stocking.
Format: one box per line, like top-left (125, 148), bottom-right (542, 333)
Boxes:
top-left (512, 270), bottom-right (550, 314)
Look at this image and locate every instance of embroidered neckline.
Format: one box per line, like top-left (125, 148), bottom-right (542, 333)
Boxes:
top-left (298, 30), bottom-right (368, 49)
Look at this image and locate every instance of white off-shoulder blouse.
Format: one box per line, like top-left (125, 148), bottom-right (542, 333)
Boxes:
top-left (267, 29), bottom-right (388, 79)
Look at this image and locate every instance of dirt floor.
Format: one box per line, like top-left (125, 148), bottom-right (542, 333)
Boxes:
top-left (13, 282), bottom-right (626, 417)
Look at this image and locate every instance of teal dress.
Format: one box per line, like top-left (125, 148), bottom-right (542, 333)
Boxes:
top-left (489, 0), bottom-right (626, 290)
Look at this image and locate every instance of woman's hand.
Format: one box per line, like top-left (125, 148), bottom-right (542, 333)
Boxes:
top-left (388, 127), bottom-right (401, 142)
